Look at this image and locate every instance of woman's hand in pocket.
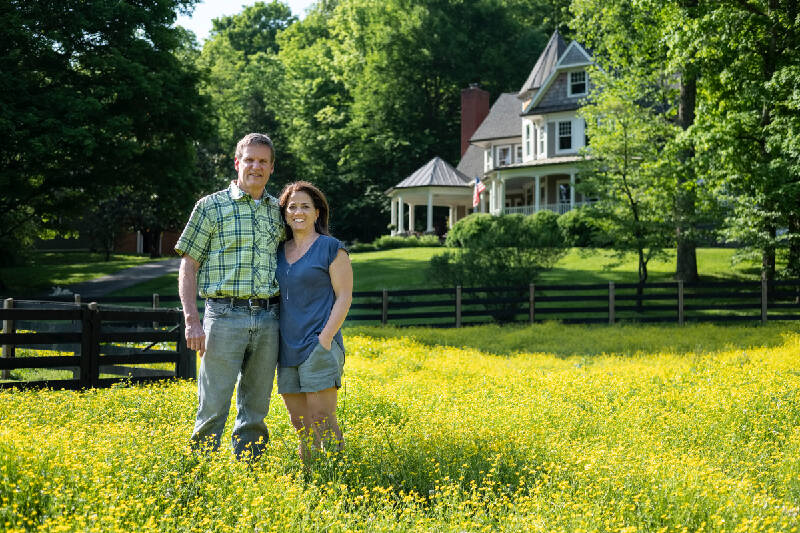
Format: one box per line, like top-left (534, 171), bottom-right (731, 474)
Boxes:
top-left (317, 333), bottom-right (333, 351)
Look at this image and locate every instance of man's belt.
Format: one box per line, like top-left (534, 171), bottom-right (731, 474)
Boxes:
top-left (208, 296), bottom-right (280, 308)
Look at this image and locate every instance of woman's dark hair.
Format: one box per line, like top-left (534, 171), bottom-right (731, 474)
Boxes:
top-left (278, 181), bottom-right (331, 239)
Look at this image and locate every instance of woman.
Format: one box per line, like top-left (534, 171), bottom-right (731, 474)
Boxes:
top-left (276, 181), bottom-right (353, 461)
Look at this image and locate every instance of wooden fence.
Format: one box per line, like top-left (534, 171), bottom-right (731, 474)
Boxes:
top-left (0, 299), bottom-right (195, 390)
top-left (347, 279), bottom-right (800, 327)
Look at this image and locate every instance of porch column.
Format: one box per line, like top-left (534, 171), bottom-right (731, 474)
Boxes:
top-left (570, 172), bottom-right (576, 210)
top-left (408, 203), bottom-right (415, 233)
top-left (448, 206), bottom-right (454, 228)
top-left (534, 175), bottom-right (540, 212)
top-left (480, 193), bottom-right (487, 213)
top-left (397, 196), bottom-right (405, 233)
top-left (499, 178), bottom-right (506, 214)
top-left (490, 179), bottom-right (497, 213)
top-left (390, 196), bottom-right (398, 235)
top-left (426, 190), bottom-right (434, 233)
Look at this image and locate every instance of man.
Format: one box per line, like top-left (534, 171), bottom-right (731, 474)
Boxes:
top-left (175, 132), bottom-right (284, 459)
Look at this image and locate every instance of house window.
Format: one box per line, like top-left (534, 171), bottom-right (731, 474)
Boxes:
top-left (525, 124), bottom-right (532, 157)
top-left (569, 70), bottom-right (587, 96)
top-left (515, 144), bottom-right (523, 162)
top-left (497, 145), bottom-right (512, 167)
top-left (538, 125), bottom-right (546, 156)
top-left (558, 121), bottom-right (572, 151)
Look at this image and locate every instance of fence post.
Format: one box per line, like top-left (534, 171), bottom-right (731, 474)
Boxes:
top-left (529, 284), bottom-right (535, 324)
top-left (761, 277), bottom-right (768, 324)
top-left (79, 303), bottom-right (101, 388)
top-left (80, 304), bottom-right (92, 388)
top-left (152, 293), bottom-right (160, 329)
top-left (455, 286), bottom-right (462, 328)
top-left (608, 282), bottom-right (615, 325)
top-left (678, 280), bottom-right (684, 326)
top-left (2, 298), bottom-right (14, 380)
top-left (381, 289), bottom-right (388, 325)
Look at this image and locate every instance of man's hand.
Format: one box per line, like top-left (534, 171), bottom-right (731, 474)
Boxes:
top-left (185, 315), bottom-right (206, 358)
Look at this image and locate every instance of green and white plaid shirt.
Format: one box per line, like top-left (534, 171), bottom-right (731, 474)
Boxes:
top-left (175, 182), bottom-right (285, 299)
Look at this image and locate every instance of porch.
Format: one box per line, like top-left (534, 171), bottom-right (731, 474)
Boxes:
top-left (485, 166), bottom-right (588, 217)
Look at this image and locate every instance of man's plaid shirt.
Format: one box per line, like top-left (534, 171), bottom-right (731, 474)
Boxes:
top-left (175, 182), bottom-right (285, 298)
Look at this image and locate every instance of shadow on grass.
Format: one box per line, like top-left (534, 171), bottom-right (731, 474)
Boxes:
top-left (345, 322), bottom-right (798, 358)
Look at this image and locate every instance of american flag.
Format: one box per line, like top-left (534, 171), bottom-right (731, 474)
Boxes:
top-left (473, 177), bottom-right (486, 207)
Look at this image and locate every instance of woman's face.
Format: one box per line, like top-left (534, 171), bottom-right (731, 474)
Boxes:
top-left (285, 190), bottom-right (319, 234)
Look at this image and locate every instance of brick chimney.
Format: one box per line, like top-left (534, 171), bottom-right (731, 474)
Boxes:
top-left (461, 83), bottom-right (490, 157)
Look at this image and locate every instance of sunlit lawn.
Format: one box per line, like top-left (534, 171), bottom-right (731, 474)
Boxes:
top-left (21, 246), bottom-right (776, 299)
top-left (0, 251), bottom-right (169, 294)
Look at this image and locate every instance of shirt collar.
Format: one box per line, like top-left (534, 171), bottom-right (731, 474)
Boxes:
top-left (229, 181), bottom-right (278, 205)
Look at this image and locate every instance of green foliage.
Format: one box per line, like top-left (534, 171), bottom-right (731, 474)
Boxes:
top-left (276, 0), bottom-right (567, 243)
top-left (195, 1), bottom-right (298, 190)
top-left (578, 66), bottom-right (679, 285)
top-left (557, 207), bottom-right (610, 247)
top-left (0, 0), bottom-right (213, 271)
top-left (371, 234), bottom-right (441, 250)
top-left (431, 213), bottom-right (567, 321)
top-left (689, 0), bottom-right (800, 280)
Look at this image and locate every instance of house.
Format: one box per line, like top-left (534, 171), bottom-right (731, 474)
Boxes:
top-left (386, 30), bottom-right (594, 235)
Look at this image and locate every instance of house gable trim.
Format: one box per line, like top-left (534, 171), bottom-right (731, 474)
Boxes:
top-left (523, 41), bottom-right (593, 115)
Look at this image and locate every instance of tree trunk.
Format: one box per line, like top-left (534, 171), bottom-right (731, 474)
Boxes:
top-left (762, 225), bottom-right (776, 282)
top-left (675, 66), bottom-right (699, 283)
top-left (788, 216), bottom-right (800, 280)
top-left (637, 248), bottom-right (648, 311)
top-left (141, 229), bottom-right (163, 258)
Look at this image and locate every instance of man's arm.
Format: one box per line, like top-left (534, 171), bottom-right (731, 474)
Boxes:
top-left (179, 255), bottom-right (206, 358)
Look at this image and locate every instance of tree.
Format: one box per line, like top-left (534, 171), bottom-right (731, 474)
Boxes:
top-left (578, 69), bottom-right (677, 295)
top-left (571, 0), bottom-right (710, 282)
top-left (277, 0), bottom-right (564, 242)
top-left (196, 2), bottom-right (298, 189)
top-left (690, 0), bottom-right (800, 281)
top-left (0, 0), bottom-right (212, 273)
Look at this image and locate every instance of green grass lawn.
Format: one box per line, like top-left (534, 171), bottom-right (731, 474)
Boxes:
top-left (0, 251), bottom-right (168, 295)
top-left (105, 246), bottom-right (770, 300)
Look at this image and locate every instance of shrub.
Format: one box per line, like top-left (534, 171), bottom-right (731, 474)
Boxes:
top-left (431, 213), bottom-right (567, 322)
top-left (348, 241), bottom-right (377, 253)
top-left (371, 234), bottom-right (441, 250)
top-left (558, 206), bottom-right (612, 247)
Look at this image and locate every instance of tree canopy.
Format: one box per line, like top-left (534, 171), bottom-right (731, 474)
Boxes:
top-left (0, 0), bottom-right (212, 269)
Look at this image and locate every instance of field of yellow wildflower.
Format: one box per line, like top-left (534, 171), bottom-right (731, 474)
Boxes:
top-left (1, 322), bottom-right (799, 532)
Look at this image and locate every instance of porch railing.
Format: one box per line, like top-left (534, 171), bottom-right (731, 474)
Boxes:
top-left (501, 201), bottom-right (592, 216)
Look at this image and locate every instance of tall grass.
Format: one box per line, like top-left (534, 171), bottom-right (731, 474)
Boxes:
top-left (2, 323), bottom-right (799, 531)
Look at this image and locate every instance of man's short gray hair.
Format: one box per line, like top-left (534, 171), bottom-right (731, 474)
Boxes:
top-left (235, 133), bottom-right (275, 162)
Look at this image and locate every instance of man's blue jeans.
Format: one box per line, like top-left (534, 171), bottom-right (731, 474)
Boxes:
top-left (191, 299), bottom-right (279, 459)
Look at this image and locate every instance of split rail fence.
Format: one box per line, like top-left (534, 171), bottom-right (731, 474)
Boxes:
top-left (1, 299), bottom-right (195, 390)
top-left (346, 279), bottom-right (800, 327)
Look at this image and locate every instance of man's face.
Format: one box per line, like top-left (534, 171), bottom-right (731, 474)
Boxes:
top-left (234, 144), bottom-right (274, 198)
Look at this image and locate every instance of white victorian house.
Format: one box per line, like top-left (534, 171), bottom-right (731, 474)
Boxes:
top-left (386, 30), bottom-right (594, 234)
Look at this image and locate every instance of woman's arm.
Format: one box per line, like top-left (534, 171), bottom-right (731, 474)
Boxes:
top-left (318, 249), bottom-right (353, 350)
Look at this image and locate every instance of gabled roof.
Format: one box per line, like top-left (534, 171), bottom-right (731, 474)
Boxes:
top-left (456, 144), bottom-right (484, 179)
top-left (469, 93), bottom-right (522, 142)
top-left (523, 39), bottom-right (594, 115)
top-left (517, 30), bottom-right (568, 100)
top-left (390, 157), bottom-right (471, 190)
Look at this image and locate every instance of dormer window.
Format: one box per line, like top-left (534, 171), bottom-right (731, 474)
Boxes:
top-left (568, 70), bottom-right (587, 97)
